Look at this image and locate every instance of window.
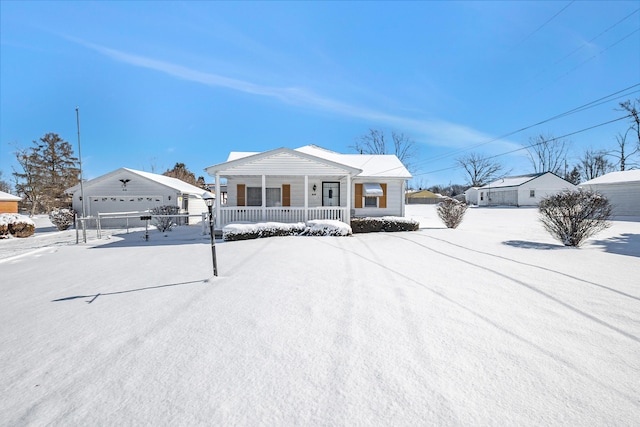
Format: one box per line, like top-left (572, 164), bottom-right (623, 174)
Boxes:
top-left (530, 189), bottom-right (535, 198)
top-left (247, 187), bottom-right (262, 206)
top-left (266, 188), bottom-right (281, 207)
top-left (364, 196), bottom-right (377, 207)
top-left (246, 187), bottom-right (281, 206)
top-left (480, 192), bottom-right (484, 201)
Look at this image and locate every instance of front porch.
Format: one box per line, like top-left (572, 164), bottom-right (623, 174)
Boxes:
top-left (217, 206), bottom-right (348, 228)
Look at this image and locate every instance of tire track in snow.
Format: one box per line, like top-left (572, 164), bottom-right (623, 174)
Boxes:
top-left (389, 233), bottom-right (640, 344)
top-left (315, 236), bottom-right (356, 424)
top-left (316, 237), bottom-right (640, 408)
top-left (405, 233), bottom-right (639, 302)
top-left (317, 236), bottom-right (461, 422)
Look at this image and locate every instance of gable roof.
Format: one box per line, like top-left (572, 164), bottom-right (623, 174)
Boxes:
top-left (67, 168), bottom-right (207, 197)
top-left (205, 147), bottom-right (363, 177)
top-left (579, 170), bottom-right (640, 186)
top-left (0, 191), bottom-right (21, 201)
top-left (207, 145), bottom-right (411, 179)
top-left (479, 173), bottom-right (547, 189)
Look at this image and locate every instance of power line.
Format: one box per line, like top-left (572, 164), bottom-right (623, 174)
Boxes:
top-left (414, 114), bottom-right (632, 178)
top-left (512, 1), bottom-right (575, 50)
top-left (413, 83), bottom-right (639, 168)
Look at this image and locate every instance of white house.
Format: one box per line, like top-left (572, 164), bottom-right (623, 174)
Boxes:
top-left (66, 168), bottom-right (210, 227)
top-left (474, 172), bottom-right (575, 207)
top-left (579, 170), bottom-right (640, 216)
top-left (204, 145), bottom-right (412, 229)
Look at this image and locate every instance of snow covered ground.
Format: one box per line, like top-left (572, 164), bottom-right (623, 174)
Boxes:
top-left (1, 206), bottom-right (639, 425)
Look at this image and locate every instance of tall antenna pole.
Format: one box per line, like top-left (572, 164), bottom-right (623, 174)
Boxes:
top-left (76, 106), bottom-right (87, 243)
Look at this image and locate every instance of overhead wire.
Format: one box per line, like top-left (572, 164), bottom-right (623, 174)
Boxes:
top-left (412, 114), bottom-right (632, 178)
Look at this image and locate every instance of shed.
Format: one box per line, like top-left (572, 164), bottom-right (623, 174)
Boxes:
top-left (579, 170), bottom-right (640, 216)
top-left (0, 191), bottom-right (21, 214)
top-left (475, 172), bottom-right (575, 207)
top-left (66, 168), bottom-right (210, 227)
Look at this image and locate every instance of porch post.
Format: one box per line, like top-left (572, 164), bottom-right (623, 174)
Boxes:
top-left (346, 174), bottom-right (351, 224)
top-left (304, 175), bottom-right (309, 222)
top-left (215, 173), bottom-right (221, 229)
top-left (262, 174), bottom-right (266, 221)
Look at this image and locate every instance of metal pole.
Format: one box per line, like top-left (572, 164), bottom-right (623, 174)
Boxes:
top-left (75, 107), bottom-right (87, 243)
top-left (207, 204), bottom-right (218, 277)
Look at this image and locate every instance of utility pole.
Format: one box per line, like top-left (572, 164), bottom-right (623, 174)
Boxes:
top-left (76, 107), bottom-right (87, 243)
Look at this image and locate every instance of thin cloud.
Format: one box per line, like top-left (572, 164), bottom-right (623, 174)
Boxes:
top-left (72, 37), bottom-right (516, 151)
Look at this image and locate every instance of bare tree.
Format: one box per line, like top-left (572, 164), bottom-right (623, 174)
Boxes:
top-left (579, 149), bottom-right (615, 181)
top-left (0, 171), bottom-right (11, 193)
top-left (609, 129), bottom-right (639, 171)
top-left (618, 98), bottom-right (639, 150)
top-left (526, 133), bottom-right (570, 175)
top-left (455, 152), bottom-right (507, 187)
top-left (352, 129), bottom-right (418, 172)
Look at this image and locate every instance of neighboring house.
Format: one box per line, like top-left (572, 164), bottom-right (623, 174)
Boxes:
top-left (66, 168), bottom-right (210, 227)
top-left (0, 191), bottom-right (21, 214)
top-left (473, 172), bottom-right (575, 207)
top-left (579, 170), bottom-right (640, 216)
top-left (464, 187), bottom-right (480, 205)
top-left (406, 189), bottom-right (444, 205)
top-left (204, 145), bottom-right (412, 229)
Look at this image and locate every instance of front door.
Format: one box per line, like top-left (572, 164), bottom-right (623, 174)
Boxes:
top-left (322, 182), bottom-right (340, 207)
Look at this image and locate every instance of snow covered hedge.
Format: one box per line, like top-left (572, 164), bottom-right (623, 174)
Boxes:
top-left (223, 220), bottom-right (352, 241)
top-left (151, 205), bottom-right (179, 232)
top-left (350, 216), bottom-right (419, 233)
top-left (49, 208), bottom-right (75, 231)
top-left (0, 214), bottom-right (36, 238)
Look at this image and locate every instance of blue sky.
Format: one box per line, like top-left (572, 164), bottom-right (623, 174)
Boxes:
top-left (1, 1), bottom-right (639, 188)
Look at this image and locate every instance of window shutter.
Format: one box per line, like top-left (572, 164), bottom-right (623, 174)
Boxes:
top-left (355, 183), bottom-right (363, 208)
top-left (282, 184), bottom-right (291, 207)
top-left (237, 184), bottom-right (246, 206)
top-left (379, 184), bottom-right (387, 208)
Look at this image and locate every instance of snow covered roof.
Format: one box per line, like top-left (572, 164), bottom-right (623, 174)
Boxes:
top-left (210, 145), bottom-right (411, 179)
top-left (579, 170), bottom-right (640, 186)
top-left (66, 168), bottom-right (208, 197)
top-left (295, 145), bottom-right (412, 178)
top-left (0, 191), bottom-right (21, 202)
top-left (479, 173), bottom-right (546, 189)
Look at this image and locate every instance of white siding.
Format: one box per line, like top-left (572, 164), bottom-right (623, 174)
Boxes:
top-left (582, 183), bottom-right (640, 216)
top-left (517, 173), bottom-right (575, 206)
top-left (353, 179), bottom-right (405, 217)
top-left (221, 152), bottom-right (353, 176)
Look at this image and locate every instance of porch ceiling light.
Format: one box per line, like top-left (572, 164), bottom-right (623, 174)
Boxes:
top-left (364, 183), bottom-right (384, 197)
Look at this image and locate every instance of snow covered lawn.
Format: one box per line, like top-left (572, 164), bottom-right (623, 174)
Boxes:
top-left (1, 206), bottom-right (639, 425)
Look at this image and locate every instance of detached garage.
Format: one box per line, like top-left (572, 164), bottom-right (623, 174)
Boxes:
top-left (66, 168), bottom-right (210, 227)
top-left (579, 170), bottom-right (640, 217)
top-left (475, 172), bottom-right (575, 207)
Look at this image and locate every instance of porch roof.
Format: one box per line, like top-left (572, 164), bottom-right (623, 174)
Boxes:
top-left (205, 147), bottom-right (362, 177)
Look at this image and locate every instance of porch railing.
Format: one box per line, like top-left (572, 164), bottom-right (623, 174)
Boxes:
top-left (216, 206), bottom-right (347, 228)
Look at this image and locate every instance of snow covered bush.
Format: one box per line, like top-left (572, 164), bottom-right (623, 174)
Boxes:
top-left (538, 189), bottom-right (612, 247)
top-left (437, 198), bottom-right (468, 229)
top-left (0, 214), bottom-right (36, 238)
top-left (303, 220), bottom-right (353, 236)
top-left (49, 208), bottom-right (75, 231)
top-left (223, 222), bottom-right (306, 241)
top-left (223, 220), bottom-right (352, 241)
top-left (350, 217), bottom-right (419, 233)
top-left (151, 205), bottom-right (179, 232)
